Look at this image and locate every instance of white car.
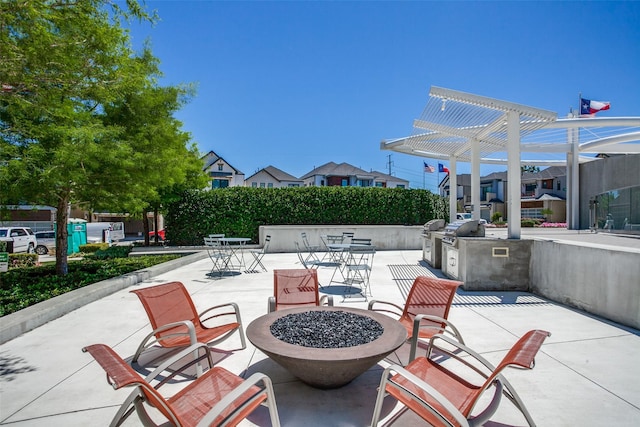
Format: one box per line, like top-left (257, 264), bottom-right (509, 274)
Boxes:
top-left (35, 231), bottom-right (56, 255)
top-left (0, 226), bottom-right (37, 253)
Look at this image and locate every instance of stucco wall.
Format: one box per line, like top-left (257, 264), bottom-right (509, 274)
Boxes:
top-left (530, 240), bottom-right (640, 329)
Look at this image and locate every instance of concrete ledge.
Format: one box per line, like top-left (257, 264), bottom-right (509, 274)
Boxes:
top-left (0, 251), bottom-right (207, 345)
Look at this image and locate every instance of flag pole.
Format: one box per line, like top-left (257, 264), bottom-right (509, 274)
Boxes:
top-left (578, 92), bottom-right (582, 118)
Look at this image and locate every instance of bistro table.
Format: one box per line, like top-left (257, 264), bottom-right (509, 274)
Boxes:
top-left (219, 237), bottom-right (251, 270)
top-left (326, 243), bottom-right (372, 286)
top-left (246, 306), bottom-right (406, 389)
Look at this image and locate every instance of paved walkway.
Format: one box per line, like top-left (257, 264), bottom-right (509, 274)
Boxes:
top-left (1, 249), bottom-right (639, 426)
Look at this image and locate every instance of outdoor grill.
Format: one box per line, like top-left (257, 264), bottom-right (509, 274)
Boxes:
top-left (442, 220), bottom-right (485, 247)
top-left (441, 219), bottom-right (485, 280)
top-left (422, 219), bottom-right (446, 268)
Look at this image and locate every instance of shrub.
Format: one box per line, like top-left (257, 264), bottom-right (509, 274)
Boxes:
top-left (521, 219), bottom-right (537, 227)
top-left (491, 212), bottom-right (503, 222)
top-left (88, 245), bottom-right (132, 260)
top-left (80, 243), bottom-right (109, 253)
top-left (9, 253), bottom-right (38, 268)
top-left (0, 255), bottom-right (180, 316)
top-left (0, 241), bottom-right (7, 252)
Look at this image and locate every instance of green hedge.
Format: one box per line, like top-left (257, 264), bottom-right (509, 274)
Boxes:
top-left (165, 187), bottom-right (447, 245)
top-left (0, 255), bottom-right (180, 316)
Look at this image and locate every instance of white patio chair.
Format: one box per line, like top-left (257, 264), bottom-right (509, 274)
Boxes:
top-left (204, 236), bottom-right (232, 277)
top-left (247, 235), bottom-right (271, 272)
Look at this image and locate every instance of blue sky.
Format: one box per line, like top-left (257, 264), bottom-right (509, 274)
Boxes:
top-left (125, 1), bottom-right (640, 191)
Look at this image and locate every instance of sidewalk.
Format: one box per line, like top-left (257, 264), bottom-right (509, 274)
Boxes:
top-left (1, 249), bottom-right (639, 426)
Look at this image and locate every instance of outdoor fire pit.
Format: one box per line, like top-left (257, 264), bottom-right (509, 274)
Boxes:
top-left (246, 306), bottom-right (407, 389)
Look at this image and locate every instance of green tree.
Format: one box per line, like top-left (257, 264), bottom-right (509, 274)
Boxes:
top-left (0, 1), bottom-right (184, 274)
top-left (102, 78), bottom-right (208, 245)
top-left (521, 165), bottom-right (540, 175)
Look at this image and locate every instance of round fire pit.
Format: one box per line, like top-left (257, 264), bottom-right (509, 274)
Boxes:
top-left (246, 306), bottom-right (407, 389)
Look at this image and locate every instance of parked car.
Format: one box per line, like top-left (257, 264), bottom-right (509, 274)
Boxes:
top-left (149, 229), bottom-right (166, 241)
top-left (35, 231), bottom-right (56, 255)
top-left (0, 226), bottom-right (37, 253)
top-left (456, 213), bottom-right (488, 225)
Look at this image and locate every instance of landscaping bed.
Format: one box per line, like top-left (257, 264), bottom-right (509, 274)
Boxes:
top-left (0, 253), bottom-right (180, 317)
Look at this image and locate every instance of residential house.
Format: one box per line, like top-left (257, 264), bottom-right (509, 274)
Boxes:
top-left (300, 162), bottom-right (409, 188)
top-left (202, 151), bottom-right (245, 189)
top-left (245, 166), bottom-right (303, 188)
top-left (439, 166), bottom-right (567, 222)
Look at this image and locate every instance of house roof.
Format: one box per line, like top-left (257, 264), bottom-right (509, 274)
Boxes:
top-left (370, 170), bottom-right (409, 184)
top-left (300, 162), bottom-right (373, 179)
top-left (246, 165), bottom-right (303, 183)
top-left (201, 150), bottom-right (244, 175)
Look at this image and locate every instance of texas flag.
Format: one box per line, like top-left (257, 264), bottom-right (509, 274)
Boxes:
top-left (438, 163), bottom-right (450, 174)
top-left (580, 98), bottom-right (610, 116)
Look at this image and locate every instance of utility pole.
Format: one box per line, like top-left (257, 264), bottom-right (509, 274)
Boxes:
top-left (386, 154), bottom-right (393, 175)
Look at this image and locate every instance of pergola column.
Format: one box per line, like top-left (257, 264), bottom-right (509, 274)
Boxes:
top-left (448, 157), bottom-right (457, 221)
top-left (471, 139), bottom-right (481, 221)
top-left (507, 111), bottom-right (521, 239)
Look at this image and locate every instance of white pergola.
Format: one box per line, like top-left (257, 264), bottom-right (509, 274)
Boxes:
top-left (381, 86), bottom-right (640, 238)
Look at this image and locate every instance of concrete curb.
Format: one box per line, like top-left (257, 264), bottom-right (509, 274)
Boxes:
top-left (0, 251), bottom-right (208, 345)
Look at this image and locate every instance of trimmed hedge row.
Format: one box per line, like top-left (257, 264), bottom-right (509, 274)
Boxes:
top-left (165, 187), bottom-right (448, 245)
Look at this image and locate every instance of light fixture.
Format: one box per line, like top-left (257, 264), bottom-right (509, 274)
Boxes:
top-left (441, 99), bottom-right (447, 112)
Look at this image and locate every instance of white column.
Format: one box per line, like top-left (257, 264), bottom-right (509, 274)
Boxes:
top-left (449, 158), bottom-right (457, 221)
top-left (570, 127), bottom-right (580, 229)
top-left (471, 139), bottom-right (481, 221)
top-left (506, 111), bottom-right (521, 239)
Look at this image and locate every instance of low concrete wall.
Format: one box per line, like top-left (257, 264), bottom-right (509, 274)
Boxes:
top-left (530, 241), bottom-right (640, 330)
top-left (259, 225), bottom-right (423, 252)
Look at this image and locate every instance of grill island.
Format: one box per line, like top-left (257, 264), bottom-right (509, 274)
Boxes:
top-left (422, 219), bottom-right (446, 268)
top-left (441, 220), bottom-right (485, 279)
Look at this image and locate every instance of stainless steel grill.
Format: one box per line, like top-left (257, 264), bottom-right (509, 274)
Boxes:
top-left (442, 220), bottom-right (485, 247)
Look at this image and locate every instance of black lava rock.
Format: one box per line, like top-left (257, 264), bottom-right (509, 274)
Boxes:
top-left (270, 310), bottom-right (384, 348)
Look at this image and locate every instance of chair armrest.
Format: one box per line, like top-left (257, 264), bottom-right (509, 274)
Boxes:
top-left (383, 364), bottom-right (470, 427)
top-left (413, 314), bottom-right (465, 345)
top-left (144, 342), bottom-right (214, 385)
top-left (426, 334), bottom-right (497, 377)
top-left (199, 302), bottom-right (242, 324)
top-left (367, 299), bottom-right (403, 318)
top-left (132, 320), bottom-right (198, 363)
top-left (195, 372), bottom-right (277, 427)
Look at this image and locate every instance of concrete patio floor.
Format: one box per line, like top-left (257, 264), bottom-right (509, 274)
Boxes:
top-left (1, 248), bottom-right (639, 426)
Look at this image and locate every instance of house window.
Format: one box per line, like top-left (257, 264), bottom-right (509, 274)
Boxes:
top-left (260, 183), bottom-right (265, 188)
top-left (341, 179), bottom-right (348, 186)
top-left (267, 183), bottom-right (273, 188)
top-left (557, 181), bottom-right (561, 191)
top-left (212, 179), bottom-right (229, 189)
top-left (375, 182), bottom-right (384, 187)
top-left (396, 184), bottom-right (405, 189)
top-left (252, 182), bottom-right (257, 188)
top-left (217, 163), bottom-right (224, 171)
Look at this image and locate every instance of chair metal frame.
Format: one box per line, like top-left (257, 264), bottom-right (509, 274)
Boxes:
top-left (204, 236), bottom-right (232, 277)
top-left (368, 276), bottom-right (464, 362)
top-left (268, 268), bottom-right (333, 312)
top-left (342, 245), bottom-right (376, 299)
top-left (130, 281), bottom-right (246, 372)
top-left (83, 342), bottom-right (281, 427)
top-left (246, 235), bottom-right (271, 272)
top-left (371, 330), bottom-right (551, 427)
top-left (300, 232), bottom-right (322, 263)
top-left (295, 241), bottom-right (324, 269)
